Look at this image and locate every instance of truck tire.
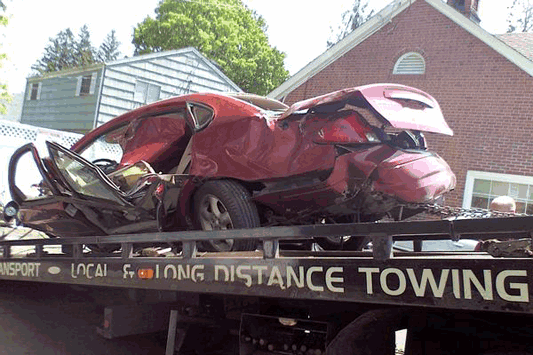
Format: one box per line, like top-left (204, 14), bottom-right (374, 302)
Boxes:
top-left (327, 309), bottom-right (406, 355)
top-left (194, 180), bottom-right (259, 252)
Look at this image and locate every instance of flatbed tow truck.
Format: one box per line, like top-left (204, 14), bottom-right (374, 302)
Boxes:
top-left (1, 215), bottom-right (533, 355)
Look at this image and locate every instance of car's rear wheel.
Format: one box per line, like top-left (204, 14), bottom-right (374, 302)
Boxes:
top-left (317, 236), bottom-right (369, 251)
top-left (316, 216), bottom-right (370, 251)
top-left (194, 180), bottom-right (259, 252)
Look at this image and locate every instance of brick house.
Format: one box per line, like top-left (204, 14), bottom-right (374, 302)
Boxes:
top-left (269, 0), bottom-right (533, 214)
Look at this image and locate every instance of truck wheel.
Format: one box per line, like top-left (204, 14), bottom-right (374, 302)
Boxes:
top-left (327, 309), bottom-right (406, 355)
top-left (194, 180), bottom-right (259, 252)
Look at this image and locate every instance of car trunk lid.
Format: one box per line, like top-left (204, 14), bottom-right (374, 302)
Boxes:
top-left (277, 84), bottom-right (453, 136)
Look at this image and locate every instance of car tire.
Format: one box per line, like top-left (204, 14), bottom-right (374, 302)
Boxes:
top-left (87, 243), bottom-right (121, 254)
top-left (315, 216), bottom-right (370, 251)
top-left (317, 236), bottom-right (369, 251)
top-left (194, 180), bottom-right (259, 252)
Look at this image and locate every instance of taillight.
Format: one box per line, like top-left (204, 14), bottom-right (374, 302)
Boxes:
top-left (314, 113), bottom-right (380, 144)
top-left (155, 183), bottom-right (165, 198)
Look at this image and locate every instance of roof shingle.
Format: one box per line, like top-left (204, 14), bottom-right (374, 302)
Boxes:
top-left (497, 33), bottom-right (533, 61)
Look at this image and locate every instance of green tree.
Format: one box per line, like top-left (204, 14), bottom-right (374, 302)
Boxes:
top-left (32, 26), bottom-right (122, 75)
top-left (32, 28), bottom-right (80, 74)
top-left (507, 0), bottom-right (533, 32)
top-left (132, 0), bottom-right (289, 95)
top-left (98, 29), bottom-right (121, 62)
top-left (76, 24), bottom-right (95, 67)
top-left (328, 0), bottom-right (374, 48)
top-left (0, 0), bottom-right (11, 114)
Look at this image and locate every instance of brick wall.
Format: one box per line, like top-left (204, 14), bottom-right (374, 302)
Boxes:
top-left (284, 0), bottom-right (533, 207)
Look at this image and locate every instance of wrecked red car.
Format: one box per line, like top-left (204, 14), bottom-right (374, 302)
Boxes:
top-left (8, 83), bottom-right (455, 251)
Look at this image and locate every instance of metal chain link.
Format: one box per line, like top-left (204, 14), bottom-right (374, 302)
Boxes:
top-left (421, 203), bottom-right (526, 219)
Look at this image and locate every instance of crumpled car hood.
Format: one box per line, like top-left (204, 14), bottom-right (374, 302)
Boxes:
top-left (278, 83), bottom-right (453, 136)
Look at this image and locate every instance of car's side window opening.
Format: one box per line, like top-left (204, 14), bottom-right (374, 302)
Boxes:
top-left (119, 110), bottom-right (191, 173)
top-left (76, 109), bottom-right (192, 178)
top-left (78, 124), bottom-right (127, 164)
top-left (187, 103), bottom-right (214, 130)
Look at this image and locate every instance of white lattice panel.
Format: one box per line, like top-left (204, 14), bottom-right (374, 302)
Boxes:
top-left (0, 121), bottom-right (38, 142)
top-left (0, 120), bottom-right (82, 148)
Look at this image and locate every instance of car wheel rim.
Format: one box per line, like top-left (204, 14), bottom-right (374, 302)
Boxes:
top-left (199, 194), bottom-right (234, 251)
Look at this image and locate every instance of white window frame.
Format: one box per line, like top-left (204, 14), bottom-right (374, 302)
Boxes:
top-left (27, 82), bottom-right (42, 101)
top-left (463, 170), bottom-right (533, 212)
top-left (76, 72), bottom-right (98, 96)
top-left (393, 52), bottom-right (426, 75)
top-left (134, 80), bottom-right (161, 104)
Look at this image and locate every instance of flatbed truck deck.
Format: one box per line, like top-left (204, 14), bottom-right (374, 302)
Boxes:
top-left (1, 216), bottom-right (533, 354)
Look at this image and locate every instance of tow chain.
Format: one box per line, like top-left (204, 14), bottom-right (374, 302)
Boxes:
top-left (419, 204), bottom-right (532, 258)
top-left (420, 203), bottom-right (525, 219)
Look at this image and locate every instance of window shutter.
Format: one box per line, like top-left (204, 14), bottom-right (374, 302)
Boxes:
top-left (393, 52), bottom-right (426, 75)
top-left (36, 82), bottom-right (42, 100)
top-left (89, 72), bottom-right (97, 95)
top-left (75, 76), bottom-right (82, 96)
top-left (27, 83), bottom-right (32, 100)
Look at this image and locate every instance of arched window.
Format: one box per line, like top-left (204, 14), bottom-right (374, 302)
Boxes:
top-left (393, 52), bottom-right (426, 75)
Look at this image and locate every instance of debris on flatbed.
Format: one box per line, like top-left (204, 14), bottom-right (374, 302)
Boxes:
top-left (477, 238), bottom-right (533, 257)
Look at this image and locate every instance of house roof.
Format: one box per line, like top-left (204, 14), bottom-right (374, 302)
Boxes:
top-left (268, 0), bottom-right (533, 100)
top-left (28, 63), bottom-right (105, 82)
top-left (27, 47), bottom-right (241, 92)
top-left (106, 47), bottom-right (241, 92)
top-left (497, 33), bottom-right (533, 61)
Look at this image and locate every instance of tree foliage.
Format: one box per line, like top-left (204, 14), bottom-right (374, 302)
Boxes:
top-left (32, 26), bottom-right (121, 75)
top-left (327, 0), bottom-right (374, 48)
top-left (32, 28), bottom-right (77, 74)
top-left (132, 0), bottom-right (289, 95)
top-left (0, 0), bottom-right (11, 114)
top-left (98, 30), bottom-right (121, 62)
top-left (507, 0), bottom-right (533, 33)
top-left (76, 24), bottom-right (95, 67)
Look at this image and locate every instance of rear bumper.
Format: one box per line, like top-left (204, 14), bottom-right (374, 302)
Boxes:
top-left (371, 149), bottom-right (456, 203)
top-left (253, 145), bottom-right (455, 217)
top-left (321, 146), bottom-right (455, 214)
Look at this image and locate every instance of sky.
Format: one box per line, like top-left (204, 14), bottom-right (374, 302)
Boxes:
top-left (0, 0), bottom-right (513, 94)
